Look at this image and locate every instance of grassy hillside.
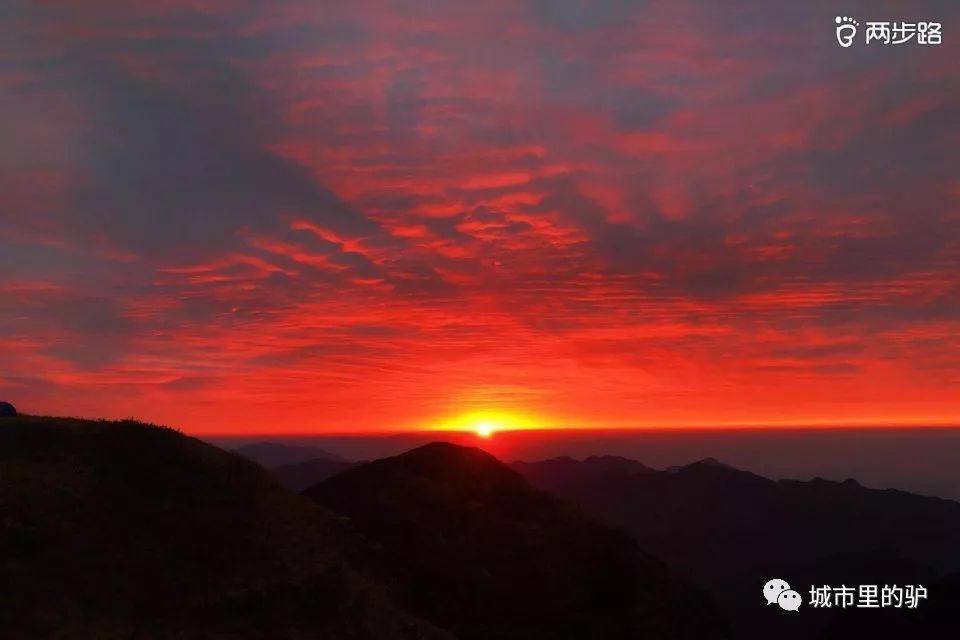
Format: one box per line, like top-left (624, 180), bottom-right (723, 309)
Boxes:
top-left (0, 416), bottom-right (451, 640)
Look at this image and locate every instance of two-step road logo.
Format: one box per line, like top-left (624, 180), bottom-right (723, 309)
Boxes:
top-left (835, 15), bottom-right (942, 48)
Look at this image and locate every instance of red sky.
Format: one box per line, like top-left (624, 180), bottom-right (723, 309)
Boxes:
top-left (1, 0), bottom-right (958, 434)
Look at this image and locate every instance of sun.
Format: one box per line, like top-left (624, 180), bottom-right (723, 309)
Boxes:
top-left (432, 410), bottom-right (538, 436)
top-left (473, 420), bottom-right (498, 438)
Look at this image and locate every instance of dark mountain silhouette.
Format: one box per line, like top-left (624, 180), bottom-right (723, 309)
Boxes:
top-left (665, 457), bottom-right (734, 473)
top-left (0, 416), bottom-right (451, 640)
top-left (268, 453), bottom-right (652, 495)
top-left (273, 457), bottom-right (360, 491)
top-left (10, 415), bottom-right (953, 639)
top-left (553, 458), bottom-right (960, 579)
top-left (508, 455), bottom-right (652, 491)
top-left (234, 441), bottom-right (348, 468)
top-left (539, 457), bottom-right (960, 639)
top-left (0, 401), bottom-right (16, 417)
top-left (306, 442), bottom-right (730, 640)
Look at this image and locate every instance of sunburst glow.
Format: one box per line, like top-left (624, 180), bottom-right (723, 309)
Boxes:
top-left (434, 411), bottom-right (539, 436)
top-left (473, 420), bottom-right (497, 438)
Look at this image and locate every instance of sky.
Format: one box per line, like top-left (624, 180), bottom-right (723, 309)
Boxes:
top-left (1, 0), bottom-right (958, 434)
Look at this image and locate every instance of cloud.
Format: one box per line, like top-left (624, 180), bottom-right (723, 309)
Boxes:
top-left (1, 0), bottom-right (958, 431)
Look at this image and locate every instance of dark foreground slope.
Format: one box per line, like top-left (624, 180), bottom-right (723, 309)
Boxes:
top-left (0, 417), bottom-right (450, 640)
top-left (306, 442), bottom-right (730, 640)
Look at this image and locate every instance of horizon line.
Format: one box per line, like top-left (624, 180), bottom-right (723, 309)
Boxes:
top-left (12, 412), bottom-right (960, 437)
top-left (201, 422), bottom-right (960, 439)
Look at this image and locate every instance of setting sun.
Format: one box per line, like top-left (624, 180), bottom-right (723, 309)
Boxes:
top-left (473, 421), bottom-right (497, 438)
top-left (433, 410), bottom-right (539, 436)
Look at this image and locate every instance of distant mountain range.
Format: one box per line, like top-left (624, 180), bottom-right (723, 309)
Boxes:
top-left (509, 455), bottom-right (653, 491)
top-left (272, 456), bottom-right (360, 491)
top-left (548, 457), bottom-right (960, 581)
top-left (233, 441), bottom-right (348, 468)
top-left (511, 455), bottom-right (960, 639)
top-left (253, 446), bottom-right (960, 639)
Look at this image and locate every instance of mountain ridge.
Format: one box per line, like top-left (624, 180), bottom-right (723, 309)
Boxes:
top-left (306, 442), bottom-right (730, 640)
top-left (539, 455), bottom-right (960, 639)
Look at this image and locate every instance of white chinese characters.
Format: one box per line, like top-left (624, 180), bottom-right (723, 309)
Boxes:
top-left (808, 584), bottom-right (928, 609)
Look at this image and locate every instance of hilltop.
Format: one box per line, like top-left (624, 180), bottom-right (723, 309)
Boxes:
top-left (307, 442), bottom-right (729, 640)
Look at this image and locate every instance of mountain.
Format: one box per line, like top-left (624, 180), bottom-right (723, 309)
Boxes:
top-left (234, 441), bottom-right (348, 468)
top-left (306, 442), bottom-right (730, 640)
top-left (555, 459), bottom-right (960, 580)
top-left (549, 458), bottom-right (960, 639)
top-left (272, 457), bottom-right (359, 491)
top-left (0, 416), bottom-right (450, 640)
top-left (509, 455), bottom-right (652, 491)
top-left (665, 457), bottom-right (734, 473)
